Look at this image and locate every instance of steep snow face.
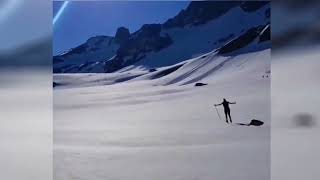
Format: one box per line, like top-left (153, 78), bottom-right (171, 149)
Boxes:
top-left (117, 4), bottom-right (270, 72)
top-left (144, 49), bottom-right (270, 87)
top-left (53, 36), bottom-right (120, 73)
top-left (53, 48), bottom-right (270, 180)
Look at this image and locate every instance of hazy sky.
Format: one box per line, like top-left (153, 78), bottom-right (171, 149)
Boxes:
top-left (53, 1), bottom-right (189, 55)
top-left (0, 0), bottom-right (51, 51)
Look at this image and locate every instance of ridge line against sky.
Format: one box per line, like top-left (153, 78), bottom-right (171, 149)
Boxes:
top-left (53, 1), bottom-right (190, 55)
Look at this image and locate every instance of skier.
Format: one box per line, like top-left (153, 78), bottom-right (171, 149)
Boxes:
top-left (214, 98), bottom-right (236, 123)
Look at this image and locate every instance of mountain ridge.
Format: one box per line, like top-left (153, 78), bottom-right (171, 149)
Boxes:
top-left (53, 1), bottom-right (270, 73)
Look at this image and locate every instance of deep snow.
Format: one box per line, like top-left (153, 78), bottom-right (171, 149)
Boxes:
top-left (54, 49), bottom-right (270, 180)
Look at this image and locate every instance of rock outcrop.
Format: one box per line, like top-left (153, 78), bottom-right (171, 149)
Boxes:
top-left (104, 24), bottom-right (173, 72)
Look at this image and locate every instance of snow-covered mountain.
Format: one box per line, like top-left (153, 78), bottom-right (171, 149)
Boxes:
top-left (53, 2), bottom-right (271, 179)
top-left (54, 37), bottom-right (271, 180)
top-left (53, 1), bottom-right (270, 73)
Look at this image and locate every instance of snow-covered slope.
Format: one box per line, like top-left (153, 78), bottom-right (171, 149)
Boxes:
top-left (54, 48), bottom-right (270, 180)
top-left (54, 17), bottom-right (270, 88)
top-left (120, 4), bottom-right (269, 71)
top-left (53, 2), bottom-right (271, 179)
top-left (53, 1), bottom-right (270, 73)
top-left (53, 17), bottom-right (271, 178)
top-left (131, 44), bottom-right (269, 87)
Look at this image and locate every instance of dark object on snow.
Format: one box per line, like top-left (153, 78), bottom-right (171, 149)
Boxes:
top-left (218, 26), bottom-right (262, 54)
top-left (149, 64), bottom-right (183, 80)
top-left (149, 68), bottom-right (157, 72)
top-left (195, 82), bottom-right (208, 87)
top-left (236, 119), bottom-right (264, 126)
top-left (249, 119), bottom-right (264, 126)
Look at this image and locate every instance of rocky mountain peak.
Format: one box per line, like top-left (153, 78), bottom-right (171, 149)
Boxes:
top-left (54, 1), bottom-right (270, 74)
top-left (115, 27), bottom-right (130, 45)
top-left (104, 23), bottom-right (173, 73)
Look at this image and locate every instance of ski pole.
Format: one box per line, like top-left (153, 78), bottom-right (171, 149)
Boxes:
top-left (215, 106), bottom-right (222, 121)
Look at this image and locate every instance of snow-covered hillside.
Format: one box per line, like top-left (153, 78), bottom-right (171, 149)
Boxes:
top-left (54, 45), bottom-right (270, 180)
top-left (122, 4), bottom-right (269, 70)
top-left (53, 1), bottom-right (270, 179)
top-left (53, 1), bottom-right (270, 73)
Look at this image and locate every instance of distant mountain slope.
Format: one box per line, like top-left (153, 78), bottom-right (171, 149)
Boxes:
top-left (54, 26), bottom-right (270, 88)
top-left (53, 1), bottom-right (270, 73)
top-left (53, 35), bottom-right (120, 73)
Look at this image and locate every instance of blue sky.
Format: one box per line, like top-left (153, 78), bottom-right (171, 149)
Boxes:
top-left (53, 1), bottom-right (190, 55)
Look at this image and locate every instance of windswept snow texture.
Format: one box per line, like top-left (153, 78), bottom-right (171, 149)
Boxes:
top-left (54, 48), bottom-right (270, 180)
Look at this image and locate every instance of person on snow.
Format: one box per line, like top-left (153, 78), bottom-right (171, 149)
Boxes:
top-left (215, 98), bottom-right (236, 123)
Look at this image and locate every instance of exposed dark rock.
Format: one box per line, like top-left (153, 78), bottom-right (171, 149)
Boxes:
top-left (61, 36), bottom-right (112, 58)
top-left (53, 1), bottom-right (270, 73)
top-left (114, 27), bottom-right (130, 45)
top-left (114, 74), bottom-right (143, 83)
top-left (249, 119), bottom-right (264, 126)
top-left (236, 119), bottom-right (264, 126)
top-left (195, 82), bottom-right (208, 87)
top-left (149, 68), bottom-right (157, 72)
top-left (265, 8), bottom-right (271, 19)
top-left (53, 68), bottom-right (62, 73)
top-left (105, 24), bottom-right (173, 73)
top-left (218, 34), bottom-right (235, 43)
top-left (78, 62), bottom-right (91, 71)
top-left (149, 64), bottom-right (183, 80)
top-left (53, 57), bottom-right (64, 64)
top-left (103, 57), bottom-right (123, 73)
top-left (240, 1), bottom-right (269, 12)
top-left (218, 25), bottom-right (266, 54)
top-left (163, 1), bottom-right (241, 28)
top-left (118, 24), bottom-right (172, 56)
